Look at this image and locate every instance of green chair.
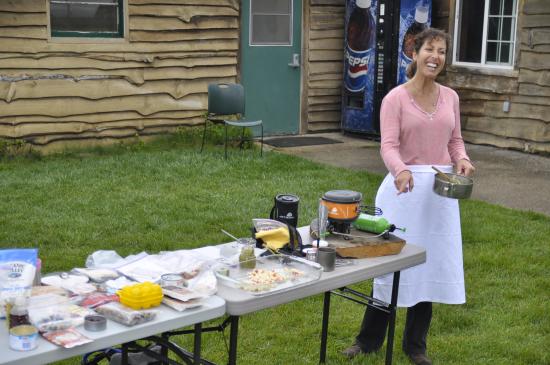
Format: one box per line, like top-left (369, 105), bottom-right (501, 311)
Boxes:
top-left (200, 83), bottom-right (263, 159)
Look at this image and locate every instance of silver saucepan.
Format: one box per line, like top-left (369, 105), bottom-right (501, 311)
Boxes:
top-left (433, 173), bottom-right (473, 199)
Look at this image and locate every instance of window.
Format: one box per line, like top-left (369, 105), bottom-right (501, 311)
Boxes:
top-left (453, 0), bottom-right (518, 68)
top-left (49, 0), bottom-right (124, 38)
top-left (250, 0), bottom-right (292, 45)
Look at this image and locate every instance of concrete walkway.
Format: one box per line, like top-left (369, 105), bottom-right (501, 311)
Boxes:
top-left (266, 132), bottom-right (550, 217)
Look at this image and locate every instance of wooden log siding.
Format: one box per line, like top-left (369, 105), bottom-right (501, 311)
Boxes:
top-left (440, 0), bottom-right (550, 154)
top-left (0, 0), bottom-right (239, 148)
top-left (302, 0), bottom-right (345, 133)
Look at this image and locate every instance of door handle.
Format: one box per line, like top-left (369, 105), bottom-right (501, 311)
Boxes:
top-left (288, 53), bottom-right (300, 68)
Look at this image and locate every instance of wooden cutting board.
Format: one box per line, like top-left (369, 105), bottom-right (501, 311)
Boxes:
top-left (326, 229), bottom-right (406, 258)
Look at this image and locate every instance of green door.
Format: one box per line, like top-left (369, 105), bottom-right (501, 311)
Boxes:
top-left (240, 0), bottom-right (302, 135)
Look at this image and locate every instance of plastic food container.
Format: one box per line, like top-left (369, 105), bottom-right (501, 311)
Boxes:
top-left (117, 282), bottom-right (163, 309)
top-left (215, 254), bottom-right (322, 296)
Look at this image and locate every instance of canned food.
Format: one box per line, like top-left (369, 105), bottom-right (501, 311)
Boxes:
top-left (9, 325), bottom-right (38, 351)
top-left (160, 273), bottom-right (185, 287)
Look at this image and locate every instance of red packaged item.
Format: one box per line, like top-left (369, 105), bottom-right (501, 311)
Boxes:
top-left (79, 292), bottom-right (119, 309)
top-left (42, 328), bottom-right (92, 348)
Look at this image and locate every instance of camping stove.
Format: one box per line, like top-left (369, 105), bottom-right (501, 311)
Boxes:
top-left (327, 220), bottom-right (353, 235)
top-left (320, 190), bottom-right (383, 239)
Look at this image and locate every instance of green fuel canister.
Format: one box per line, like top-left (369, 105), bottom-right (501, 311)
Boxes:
top-left (352, 213), bottom-right (405, 234)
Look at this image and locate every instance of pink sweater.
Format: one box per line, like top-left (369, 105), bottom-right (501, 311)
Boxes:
top-left (380, 84), bottom-right (469, 177)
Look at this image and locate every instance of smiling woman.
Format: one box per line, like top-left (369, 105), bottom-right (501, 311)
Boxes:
top-left (49, 0), bottom-right (124, 38)
top-left (343, 28), bottom-right (475, 365)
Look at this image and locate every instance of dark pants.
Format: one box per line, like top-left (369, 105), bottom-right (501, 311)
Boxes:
top-left (356, 301), bottom-right (432, 355)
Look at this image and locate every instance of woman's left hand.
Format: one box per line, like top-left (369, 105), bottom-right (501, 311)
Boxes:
top-left (456, 159), bottom-right (475, 176)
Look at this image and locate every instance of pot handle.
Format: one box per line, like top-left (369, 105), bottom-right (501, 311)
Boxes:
top-left (359, 205), bottom-right (383, 216)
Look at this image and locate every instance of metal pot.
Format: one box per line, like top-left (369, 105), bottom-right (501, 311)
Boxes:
top-left (433, 173), bottom-right (473, 199)
top-left (321, 190), bottom-right (363, 222)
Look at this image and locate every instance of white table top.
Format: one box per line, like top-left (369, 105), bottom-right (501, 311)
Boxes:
top-left (0, 295), bottom-right (226, 365)
top-left (217, 227), bottom-right (426, 315)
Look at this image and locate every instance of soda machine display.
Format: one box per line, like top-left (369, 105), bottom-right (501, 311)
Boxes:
top-left (341, 0), bottom-right (377, 133)
top-left (397, 1), bottom-right (431, 85)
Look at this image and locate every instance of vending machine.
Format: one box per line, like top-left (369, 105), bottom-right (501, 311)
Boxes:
top-left (341, 0), bottom-right (432, 135)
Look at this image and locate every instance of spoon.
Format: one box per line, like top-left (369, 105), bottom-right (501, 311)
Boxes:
top-left (221, 229), bottom-right (239, 241)
top-left (431, 166), bottom-right (455, 183)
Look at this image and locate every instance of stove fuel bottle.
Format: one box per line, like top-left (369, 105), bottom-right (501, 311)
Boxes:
top-left (352, 213), bottom-right (406, 235)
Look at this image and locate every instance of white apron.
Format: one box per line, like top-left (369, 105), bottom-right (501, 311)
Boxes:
top-left (373, 165), bottom-right (465, 307)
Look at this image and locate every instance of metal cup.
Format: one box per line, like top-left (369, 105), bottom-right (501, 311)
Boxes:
top-left (317, 247), bottom-right (336, 272)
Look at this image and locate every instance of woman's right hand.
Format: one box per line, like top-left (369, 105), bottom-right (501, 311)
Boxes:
top-left (394, 170), bottom-right (413, 194)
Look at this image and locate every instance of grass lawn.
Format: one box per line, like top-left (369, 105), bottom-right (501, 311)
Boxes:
top-left (1, 136), bottom-right (548, 365)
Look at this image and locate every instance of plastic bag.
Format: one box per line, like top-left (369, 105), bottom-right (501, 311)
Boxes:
top-left (95, 302), bottom-right (158, 326)
top-left (72, 268), bottom-right (120, 283)
top-left (162, 297), bottom-right (203, 312)
top-left (85, 250), bottom-right (124, 269)
top-left (78, 292), bottom-right (119, 309)
top-left (186, 264), bottom-right (217, 297)
top-left (29, 297), bottom-right (94, 332)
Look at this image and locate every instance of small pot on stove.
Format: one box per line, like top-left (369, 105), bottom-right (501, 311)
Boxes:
top-left (321, 190), bottom-right (363, 223)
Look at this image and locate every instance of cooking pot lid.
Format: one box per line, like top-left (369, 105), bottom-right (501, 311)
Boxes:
top-left (276, 194), bottom-right (299, 203)
top-left (322, 190), bottom-right (362, 203)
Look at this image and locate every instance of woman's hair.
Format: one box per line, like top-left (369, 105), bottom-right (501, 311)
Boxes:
top-left (406, 28), bottom-right (450, 79)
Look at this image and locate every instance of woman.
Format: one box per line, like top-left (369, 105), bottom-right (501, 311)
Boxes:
top-left (342, 28), bottom-right (474, 365)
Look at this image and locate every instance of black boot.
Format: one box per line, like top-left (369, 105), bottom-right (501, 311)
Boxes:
top-left (403, 302), bottom-right (432, 363)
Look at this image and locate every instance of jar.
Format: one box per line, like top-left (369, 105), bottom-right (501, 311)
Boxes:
top-left (239, 245), bottom-right (256, 269)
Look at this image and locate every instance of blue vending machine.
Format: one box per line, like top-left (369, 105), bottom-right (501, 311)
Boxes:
top-left (341, 0), bottom-right (432, 136)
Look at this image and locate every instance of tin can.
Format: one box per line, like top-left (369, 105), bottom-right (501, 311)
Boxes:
top-left (9, 325), bottom-right (38, 351)
top-left (303, 248), bottom-right (318, 262)
top-left (160, 273), bottom-right (185, 287)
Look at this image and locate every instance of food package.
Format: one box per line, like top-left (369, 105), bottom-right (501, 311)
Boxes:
top-left (42, 328), bottom-right (93, 348)
top-left (41, 273), bottom-right (97, 295)
top-left (162, 297), bottom-right (203, 312)
top-left (0, 249), bottom-right (37, 318)
top-left (78, 292), bottom-right (119, 309)
top-left (95, 302), bottom-right (158, 326)
top-left (72, 268), bottom-right (120, 283)
top-left (29, 301), bottom-right (94, 332)
top-left (31, 285), bottom-right (68, 297)
top-left (162, 286), bottom-right (205, 302)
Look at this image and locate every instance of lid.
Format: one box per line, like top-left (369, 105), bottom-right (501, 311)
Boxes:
top-left (415, 6), bottom-right (429, 24)
top-left (276, 194), bottom-right (299, 203)
top-left (356, 0), bottom-right (372, 8)
top-left (322, 190), bottom-right (362, 203)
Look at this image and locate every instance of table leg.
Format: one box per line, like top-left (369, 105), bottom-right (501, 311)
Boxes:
top-left (194, 323), bottom-right (202, 365)
top-left (385, 271), bottom-right (401, 365)
top-left (122, 343), bottom-right (129, 365)
top-left (228, 316), bottom-right (239, 365)
top-left (319, 291), bottom-right (331, 364)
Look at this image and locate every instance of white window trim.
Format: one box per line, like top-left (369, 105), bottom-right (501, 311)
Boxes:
top-left (452, 0), bottom-right (519, 70)
top-left (249, 0), bottom-right (294, 47)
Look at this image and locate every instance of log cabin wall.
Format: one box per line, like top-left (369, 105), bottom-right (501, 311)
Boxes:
top-left (0, 0), bottom-right (239, 152)
top-left (439, 0), bottom-right (550, 154)
top-left (302, 0), bottom-right (345, 133)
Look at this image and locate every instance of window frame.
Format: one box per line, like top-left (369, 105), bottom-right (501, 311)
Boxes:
top-left (47, 0), bottom-right (128, 41)
top-left (452, 0), bottom-right (519, 70)
top-left (249, 0), bottom-right (294, 47)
